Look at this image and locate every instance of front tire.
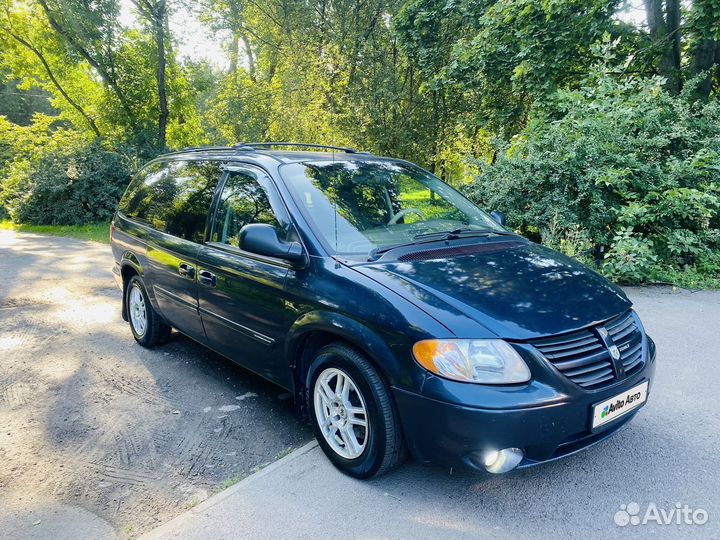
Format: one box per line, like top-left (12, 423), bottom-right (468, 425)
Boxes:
top-left (307, 343), bottom-right (405, 478)
top-left (125, 275), bottom-right (171, 347)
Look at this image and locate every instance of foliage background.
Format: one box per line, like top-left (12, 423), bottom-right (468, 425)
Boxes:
top-left (1, 0), bottom-right (718, 285)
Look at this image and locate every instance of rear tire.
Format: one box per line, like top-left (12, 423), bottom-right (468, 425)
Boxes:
top-left (125, 275), bottom-right (171, 347)
top-left (307, 343), bottom-right (405, 478)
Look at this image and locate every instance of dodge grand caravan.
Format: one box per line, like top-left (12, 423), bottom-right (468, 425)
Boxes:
top-left (111, 142), bottom-right (656, 478)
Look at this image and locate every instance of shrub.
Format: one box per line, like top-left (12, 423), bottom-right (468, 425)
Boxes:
top-left (0, 116), bottom-right (132, 225)
top-left (468, 60), bottom-right (720, 284)
top-left (13, 143), bottom-right (131, 225)
top-left (603, 227), bottom-right (658, 283)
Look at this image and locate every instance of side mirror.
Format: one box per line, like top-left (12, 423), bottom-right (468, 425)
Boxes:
top-left (490, 211), bottom-right (507, 226)
top-left (239, 224), bottom-right (305, 264)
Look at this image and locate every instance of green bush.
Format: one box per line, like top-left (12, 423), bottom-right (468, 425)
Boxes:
top-left (468, 60), bottom-right (720, 285)
top-left (603, 227), bottom-right (658, 284)
top-left (0, 116), bottom-right (132, 225)
top-left (14, 143), bottom-right (130, 225)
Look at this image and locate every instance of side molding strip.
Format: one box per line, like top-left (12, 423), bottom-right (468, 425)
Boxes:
top-left (199, 307), bottom-right (275, 346)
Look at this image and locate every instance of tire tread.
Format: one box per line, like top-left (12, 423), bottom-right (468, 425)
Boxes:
top-left (310, 343), bottom-right (405, 477)
top-left (127, 275), bottom-right (171, 347)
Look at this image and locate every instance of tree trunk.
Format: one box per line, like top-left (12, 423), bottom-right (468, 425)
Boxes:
top-left (431, 90), bottom-right (440, 178)
top-left (229, 33), bottom-right (239, 76)
top-left (132, 0), bottom-right (169, 149)
top-left (240, 34), bottom-right (256, 82)
top-left (643, 0), bottom-right (682, 94)
top-left (690, 38), bottom-right (718, 99)
top-left (154, 0), bottom-right (168, 149)
top-left (666, 0), bottom-right (681, 85)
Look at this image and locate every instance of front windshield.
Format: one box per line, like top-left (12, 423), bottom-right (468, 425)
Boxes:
top-left (281, 160), bottom-right (505, 256)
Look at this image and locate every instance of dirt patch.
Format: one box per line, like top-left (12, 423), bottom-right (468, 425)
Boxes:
top-left (0, 232), bottom-right (311, 537)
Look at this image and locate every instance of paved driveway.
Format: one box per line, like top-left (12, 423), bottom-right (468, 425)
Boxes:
top-left (0, 231), bottom-right (310, 539)
top-left (143, 286), bottom-right (720, 540)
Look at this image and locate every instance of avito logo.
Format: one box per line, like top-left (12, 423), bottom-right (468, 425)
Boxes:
top-left (614, 502), bottom-right (709, 527)
top-left (601, 399), bottom-right (625, 418)
top-left (601, 391), bottom-right (643, 419)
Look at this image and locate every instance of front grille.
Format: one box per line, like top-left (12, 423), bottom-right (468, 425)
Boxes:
top-left (530, 311), bottom-right (644, 389)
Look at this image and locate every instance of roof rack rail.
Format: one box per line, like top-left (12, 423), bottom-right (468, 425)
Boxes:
top-left (234, 142), bottom-right (359, 154)
top-left (172, 145), bottom-right (233, 154)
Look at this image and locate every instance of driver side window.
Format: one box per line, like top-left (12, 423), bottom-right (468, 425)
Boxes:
top-left (212, 170), bottom-right (287, 248)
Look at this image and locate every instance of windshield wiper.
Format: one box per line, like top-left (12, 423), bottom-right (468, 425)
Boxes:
top-left (367, 241), bottom-right (422, 261)
top-left (367, 228), bottom-right (515, 261)
top-left (413, 228), bottom-right (514, 241)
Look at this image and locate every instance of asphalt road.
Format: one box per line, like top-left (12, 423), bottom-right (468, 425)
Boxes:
top-left (1, 231), bottom-right (719, 540)
top-left (0, 231), bottom-right (310, 539)
top-left (144, 286), bottom-right (720, 540)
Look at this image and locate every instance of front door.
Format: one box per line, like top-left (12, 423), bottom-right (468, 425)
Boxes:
top-left (197, 166), bottom-right (295, 388)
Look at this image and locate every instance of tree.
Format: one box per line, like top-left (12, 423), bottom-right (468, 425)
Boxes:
top-left (200, 0), bottom-right (452, 176)
top-left (35, 0), bottom-right (137, 122)
top-left (29, 0), bottom-right (181, 149)
top-left (396, 0), bottom-right (620, 134)
top-left (132, 0), bottom-right (170, 149)
top-left (643, 0), bottom-right (682, 93)
top-left (631, 0), bottom-right (720, 96)
top-left (1, 0), bottom-right (101, 136)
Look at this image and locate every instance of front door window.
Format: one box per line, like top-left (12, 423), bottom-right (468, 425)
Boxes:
top-left (212, 170), bottom-right (288, 248)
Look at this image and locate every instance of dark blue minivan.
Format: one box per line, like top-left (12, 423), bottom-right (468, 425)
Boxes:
top-left (111, 143), bottom-right (656, 478)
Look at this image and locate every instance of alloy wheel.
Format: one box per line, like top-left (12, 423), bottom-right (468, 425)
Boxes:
top-left (313, 367), bottom-right (369, 459)
top-left (128, 284), bottom-right (147, 337)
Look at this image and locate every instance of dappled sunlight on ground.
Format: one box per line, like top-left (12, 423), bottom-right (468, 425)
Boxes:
top-left (0, 231), bottom-right (310, 538)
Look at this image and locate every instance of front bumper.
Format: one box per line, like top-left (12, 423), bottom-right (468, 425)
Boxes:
top-left (393, 338), bottom-right (656, 472)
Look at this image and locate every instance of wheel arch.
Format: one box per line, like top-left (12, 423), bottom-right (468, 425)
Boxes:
top-left (286, 311), bottom-right (401, 419)
top-left (119, 253), bottom-right (143, 321)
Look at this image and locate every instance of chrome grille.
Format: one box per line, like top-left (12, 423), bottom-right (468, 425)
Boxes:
top-left (607, 312), bottom-right (644, 376)
top-left (530, 311), bottom-right (644, 389)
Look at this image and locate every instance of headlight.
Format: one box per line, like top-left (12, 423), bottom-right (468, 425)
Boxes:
top-left (412, 339), bottom-right (531, 384)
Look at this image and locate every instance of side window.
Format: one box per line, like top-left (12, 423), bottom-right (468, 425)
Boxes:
top-left (212, 170), bottom-right (287, 248)
top-left (118, 161), bottom-right (168, 220)
top-left (119, 160), bottom-right (222, 242)
top-left (163, 161), bottom-right (223, 242)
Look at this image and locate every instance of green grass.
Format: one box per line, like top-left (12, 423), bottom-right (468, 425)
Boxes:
top-left (0, 220), bottom-right (110, 244)
top-left (219, 473), bottom-right (247, 490)
top-left (650, 267), bottom-right (720, 290)
top-left (275, 446), bottom-right (295, 459)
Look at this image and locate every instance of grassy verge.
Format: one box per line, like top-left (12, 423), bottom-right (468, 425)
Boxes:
top-left (0, 220), bottom-right (110, 244)
top-left (650, 267), bottom-right (720, 290)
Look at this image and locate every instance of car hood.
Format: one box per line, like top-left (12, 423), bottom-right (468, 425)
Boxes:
top-left (350, 240), bottom-right (631, 340)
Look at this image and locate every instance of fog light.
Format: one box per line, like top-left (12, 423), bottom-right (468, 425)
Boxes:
top-left (482, 448), bottom-right (524, 474)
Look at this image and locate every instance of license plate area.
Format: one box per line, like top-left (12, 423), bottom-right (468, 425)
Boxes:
top-left (592, 380), bottom-right (649, 429)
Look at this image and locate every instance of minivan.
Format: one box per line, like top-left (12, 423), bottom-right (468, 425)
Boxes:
top-left (111, 142), bottom-right (656, 478)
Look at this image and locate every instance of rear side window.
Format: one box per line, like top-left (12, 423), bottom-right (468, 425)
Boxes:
top-left (119, 160), bottom-right (223, 242)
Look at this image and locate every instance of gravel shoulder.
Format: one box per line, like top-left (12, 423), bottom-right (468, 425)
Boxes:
top-left (0, 231), bottom-right (310, 539)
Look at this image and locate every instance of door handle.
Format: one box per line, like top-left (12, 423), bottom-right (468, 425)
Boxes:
top-left (178, 262), bottom-right (195, 278)
top-left (198, 269), bottom-right (216, 287)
